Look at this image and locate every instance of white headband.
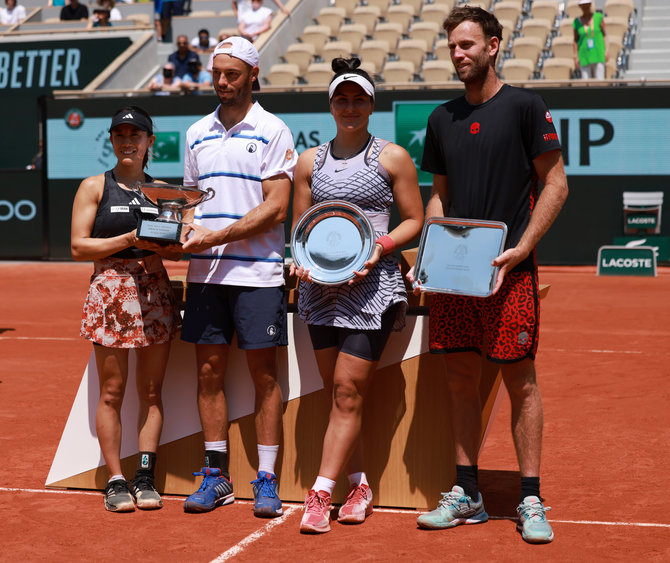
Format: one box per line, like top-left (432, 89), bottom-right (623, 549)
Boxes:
top-left (328, 73), bottom-right (375, 101)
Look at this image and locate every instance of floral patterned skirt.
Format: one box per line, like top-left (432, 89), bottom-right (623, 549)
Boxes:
top-left (80, 254), bottom-right (181, 348)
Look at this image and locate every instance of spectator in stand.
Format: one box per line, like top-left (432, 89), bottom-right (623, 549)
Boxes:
top-left (180, 58), bottom-right (212, 94)
top-left (96, 0), bottom-right (122, 21)
top-left (87, 6), bottom-right (113, 28)
top-left (148, 62), bottom-right (182, 94)
top-left (160, 0), bottom-right (185, 43)
top-left (0, 0), bottom-right (26, 25)
top-left (237, 0), bottom-right (272, 43)
top-left (60, 0), bottom-right (88, 21)
top-left (168, 34), bottom-right (200, 78)
top-left (232, 0), bottom-right (288, 17)
top-left (191, 28), bottom-right (218, 54)
top-left (573, 0), bottom-right (608, 79)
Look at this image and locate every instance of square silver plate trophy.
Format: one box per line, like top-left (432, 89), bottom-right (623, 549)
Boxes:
top-left (413, 217), bottom-right (508, 297)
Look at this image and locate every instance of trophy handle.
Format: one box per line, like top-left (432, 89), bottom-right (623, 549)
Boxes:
top-left (201, 188), bottom-right (215, 203)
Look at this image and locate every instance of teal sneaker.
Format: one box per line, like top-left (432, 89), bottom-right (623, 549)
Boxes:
top-left (417, 485), bottom-right (488, 529)
top-left (517, 496), bottom-right (554, 543)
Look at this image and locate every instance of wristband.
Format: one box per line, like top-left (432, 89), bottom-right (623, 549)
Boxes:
top-left (375, 235), bottom-right (395, 256)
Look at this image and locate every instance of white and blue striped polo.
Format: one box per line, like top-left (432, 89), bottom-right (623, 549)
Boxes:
top-left (184, 102), bottom-right (297, 287)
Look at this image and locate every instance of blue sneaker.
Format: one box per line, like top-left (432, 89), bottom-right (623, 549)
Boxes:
top-left (517, 496), bottom-right (554, 543)
top-left (183, 467), bottom-right (234, 513)
top-left (417, 485), bottom-right (488, 529)
top-left (250, 471), bottom-right (283, 517)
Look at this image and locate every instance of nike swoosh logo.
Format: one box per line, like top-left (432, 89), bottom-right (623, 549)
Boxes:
top-left (334, 168), bottom-right (347, 173)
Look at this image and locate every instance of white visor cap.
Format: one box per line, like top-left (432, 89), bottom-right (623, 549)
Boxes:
top-left (328, 73), bottom-right (375, 101)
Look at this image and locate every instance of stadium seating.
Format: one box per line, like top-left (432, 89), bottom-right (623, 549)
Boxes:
top-left (282, 42), bottom-right (315, 74)
top-left (316, 6), bottom-right (346, 36)
top-left (266, 63), bottom-right (300, 86)
top-left (520, 18), bottom-right (552, 45)
top-left (338, 23), bottom-right (368, 51)
top-left (334, 0), bottom-right (359, 17)
top-left (373, 22), bottom-right (403, 51)
top-left (322, 40), bottom-right (353, 61)
top-left (350, 5), bottom-right (381, 35)
top-left (304, 62), bottom-right (333, 85)
top-left (542, 57), bottom-right (574, 80)
top-left (422, 59), bottom-right (456, 82)
top-left (385, 4), bottom-right (414, 32)
top-left (382, 60), bottom-right (415, 83)
top-left (563, 0), bottom-right (582, 20)
top-left (358, 39), bottom-right (390, 73)
top-left (395, 38), bottom-right (428, 73)
top-left (604, 0), bottom-right (634, 21)
top-left (502, 57), bottom-right (536, 80)
top-left (492, 1), bottom-right (523, 27)
top-left (299, 25), bottom-right (331, 57)
top-left (550, 34), bottom-right (575, 59)
top-left (419, 3), bottom-right (449, 27)
top-left (529, 0), bottom-right (560, 26)
top-left (409, 21), bottom-right (440, 50)
top-left (511, 36), bottom-right (544, 64)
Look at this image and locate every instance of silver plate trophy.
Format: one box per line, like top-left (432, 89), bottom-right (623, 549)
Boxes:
top-left (134, 183), bottom-right (215, 244)
top-left (291, 200), bottom-right (375, 285)
top-left (413, 217), bottom-right (508, 297)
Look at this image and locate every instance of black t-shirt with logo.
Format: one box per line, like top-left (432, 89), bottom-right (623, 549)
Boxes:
top-left (421, 84), bottom-right (562, 272)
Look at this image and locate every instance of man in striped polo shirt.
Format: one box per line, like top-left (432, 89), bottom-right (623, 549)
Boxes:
top-left (179, 36), bottom-right (297, 518)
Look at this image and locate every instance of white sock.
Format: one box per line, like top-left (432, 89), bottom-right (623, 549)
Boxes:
top-left (347, 472), bottom-right (369, 488)
top-left (204, 440), bottom-right (227, 452)
top-left (312, 476), bottom-right (336, 496)
top-left (108, 474), bottom-right (124, 483)
top-left (257, 444), bottom-right (279, 475)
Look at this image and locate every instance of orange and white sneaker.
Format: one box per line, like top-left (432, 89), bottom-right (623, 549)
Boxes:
top-left (299, 489), bottom-right (332, 533)
top-left (337, 484), bottom-right (373, 524)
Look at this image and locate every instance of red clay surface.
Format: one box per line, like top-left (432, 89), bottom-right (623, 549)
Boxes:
top-left (1, 262), bottom-right (669, 562)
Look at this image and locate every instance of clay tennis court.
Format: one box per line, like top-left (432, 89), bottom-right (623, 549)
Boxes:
top-left (1, 261), bottom-right (669, 561)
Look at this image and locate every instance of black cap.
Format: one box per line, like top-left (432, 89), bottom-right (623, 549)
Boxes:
top-left (109, 110), bottom-right (153, 134)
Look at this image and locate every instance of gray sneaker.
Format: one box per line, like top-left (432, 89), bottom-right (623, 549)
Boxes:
top-left (130, 475), bottom-right (163, 510)
top-left (104, 479), bottom-right (135, 512)
top-left (517, 496), bottom-right (553, 543)
top-left (417, 485), bottom-right (488, 529)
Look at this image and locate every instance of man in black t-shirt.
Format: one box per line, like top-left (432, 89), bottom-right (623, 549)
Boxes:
top-left (408, 6), bottom-right (568, 544)
top-left (60, 0), bottom-right (88, 21)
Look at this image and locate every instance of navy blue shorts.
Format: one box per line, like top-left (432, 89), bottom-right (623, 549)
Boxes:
top-left (181, 283), bottom-right (287, 349)
top-left (307, 304), bottom-right (398, 362)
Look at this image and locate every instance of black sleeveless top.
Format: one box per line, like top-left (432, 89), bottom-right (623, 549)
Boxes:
top-left (91, 170), bottom-right (157, 259)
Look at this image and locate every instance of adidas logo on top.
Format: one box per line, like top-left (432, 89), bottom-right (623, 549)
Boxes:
top-left (128, 197), bottom-right (141, 206)
top-left (123, 113), bottom-right (134, 119)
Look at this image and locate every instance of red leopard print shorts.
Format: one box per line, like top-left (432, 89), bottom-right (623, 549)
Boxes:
top-left (429, 270), bottom-right (540, 362)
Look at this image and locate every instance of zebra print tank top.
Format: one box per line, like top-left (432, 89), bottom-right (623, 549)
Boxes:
top-left (297, 136), bottom-right (407, 331)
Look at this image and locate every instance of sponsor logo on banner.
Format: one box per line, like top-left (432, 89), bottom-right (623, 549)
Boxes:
top-left (597, 245), bottom-right (657, 277)
top-left (0, 199), bottom-right (37, 221)
top-left (65, 109), bottom-right (84, 130)
top-left (153, 132), bottom-right (181, 162)
top-left (393, 101), bottom-right (442, 186)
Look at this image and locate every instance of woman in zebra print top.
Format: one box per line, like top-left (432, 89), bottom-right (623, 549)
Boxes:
top-left (291, 57), bottom-right (423, 534)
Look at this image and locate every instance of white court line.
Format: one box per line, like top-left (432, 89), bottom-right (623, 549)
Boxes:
top-left (0, 337), bottom-right (650, 354)
top-left (543, 348), bottom-right (643, 354)
top-left (209, 506), bottom-right (299, 562)
top-left (2, 486), bottom-right (669, 530)
top-left (0, 336), bottom-right (81, 341)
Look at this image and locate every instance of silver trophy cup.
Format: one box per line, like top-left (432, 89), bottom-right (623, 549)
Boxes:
top-left (134, 183), bottom-right (215, 244)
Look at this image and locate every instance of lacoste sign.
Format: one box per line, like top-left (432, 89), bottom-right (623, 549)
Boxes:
top-left (597, 246), bottom-right (657, 277)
